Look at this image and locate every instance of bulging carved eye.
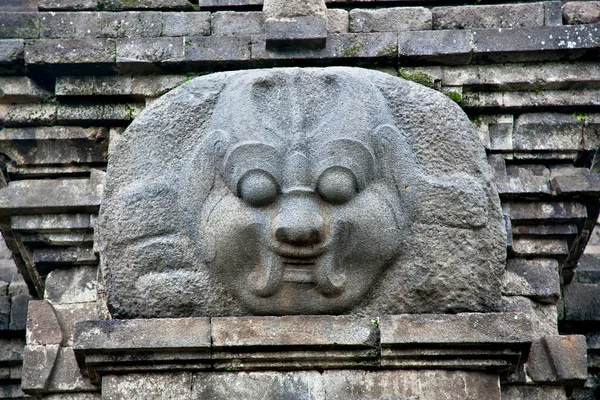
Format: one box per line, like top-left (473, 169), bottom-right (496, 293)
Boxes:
top-left (317, 166), bottom-right (359, 204)
top-left (237, 169), bottom-right (279, 207)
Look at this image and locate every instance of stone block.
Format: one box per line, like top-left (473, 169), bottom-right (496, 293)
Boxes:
top-left (511, 238), bottom-right (569, 257)
top-left (96, 12), bottom-right (163, 38)
top-left (21, 344), bottom-right (60, 392)
top-left (0, 12), bottom-right (39, 39)
top-left (473, 24), bottom-right (600, 62)
top-left (39, 0), bottom-right (98, 10)
top-left (0, 127), bottom-right (108, 167)
top-left (184, 36), bottom-right (251, 62)
top-left (199, 0), bottom-right (261, 8)
top-left (433, 4), bottom-right (545, 30)
top-left (265, 16), bottom-right (327, 49)
top-left (552, 174), bottom-right (600, 195)
top-left (212, 315), bottom-right (377, 347)
top-left (74, 318), bottom-right (211, 351)
top-left (489, 114), bottom-right (514, 151)
top-left (501, 296), bottom-right (558, 338)
top-left (9, 294), bottom-right (29, 330)
top-left (253, 32), bottom-right (397, 61)
top-left (99, 0), bottom-right (193, 10)
top-left (0, 337), bottom-right (25, 362)
top-left (44, 266), bottom-right (98, 304)
top-left (380, 313), bottom-right (532, 345)
top-left (26, 300), bottom-right (63, 346)
top-left (0, 77), bottom-right (51, 103)
top-left (43, 394), bottom-right (101, 400)
top-left (398, 29), bottom-right (473, 65)
top-left (116, 37), bottom-right (184, 62)
top-left (502, 258), bottom-right (560, 303)
top-left (501, 385), bottom-right (566, 400)
top-left (103, 372), bottom-right (191, 400)
top-left (9, 273), bottom-right (28, 297)
top-left (0, 296), bottom-right (9, 330)
top-left (24, 39), bottom-right (116, 65)
top-left (49, 303), bottom-right (98, 347)
top-left (162, 12), bottom-right (210, 37)
top-left (211, 11), bottom-right (263, 36)
top-left (327, 9), bottom-right (348, 33)
top-left (514, 113), bottom-right (583, 151)
top-left (503, 201), bottom-right (587, 223)
top-left (564, 281), bottom-right (600, 321)
top-left (0, 0), bottom-right (37, 11)
top-left (0, 39), bottom-right (24, 73)
top-left (56, 103), bottom-right (141, 124)
top-left (564, 2), bottom-right (600, 25)
top-left (544, 2), bottom-right (563, 26)
top-left (349, 7), bottom-right (431, 33)
top-left (12, 214), bottom-right (92, 232)
top-left (526, 335), bottom-right (588, 384)
top-left (47, 347), bottom-right (97, 392)
top-left (0, 104), bottom-right (57, 127)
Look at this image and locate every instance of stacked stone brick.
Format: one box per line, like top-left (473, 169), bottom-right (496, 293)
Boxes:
top-left (1, 1), bottom-right (600, 399)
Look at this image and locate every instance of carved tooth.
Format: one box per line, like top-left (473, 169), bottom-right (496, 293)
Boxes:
top-left (314, 249), bottom-right (346, 297)
top-left (248, 248), bottom-right (283, 297)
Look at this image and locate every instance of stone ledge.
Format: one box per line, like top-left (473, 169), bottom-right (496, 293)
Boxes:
top-left (74, 313), bottom-right (536, 384)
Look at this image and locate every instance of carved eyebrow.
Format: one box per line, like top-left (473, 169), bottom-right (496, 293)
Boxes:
top-left (314, 139), bottom-right (376, 191)
top-left (222, 141), bottom-right (283, 194)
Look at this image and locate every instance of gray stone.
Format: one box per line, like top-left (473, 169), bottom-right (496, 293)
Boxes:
top-left (511, 238), bottom-right (569, 257)
top-left (96, 12), bottom-right (163, 38)
top-left (265, 16), bottom-right (327, 49)
top-left (46, 347), bottom-right (97, 392)
top-left (564, 2), bottom-right (600, 25)
top-left (43, 394), bottom-right (101, 400)
top-left (0, 39), bottom-right (24, 73)
top-left (432, 4), bottom-right (545, 30)
top-left (552, 174), bottom-right (600, 195)
top-left (0, 104), bottom-right (58, 127)
top-left (544, 2), bottom-right (563, 26)
top-left (564, 280), bottom-right (600, 321)
top-left (9, 273), bottom-right (28, 297)
top-left (0, 0), bottom-right (37, 11)
top-left (51, 302), bottom-right (99, 347)
top-left (526, 335), bottom-right (588, 384)
top-left (183, 36), bottom-right (251, 62)
top-left (21, 344), bottom-right (60, 392)
top-left (212, 12), bottom-right (263, 36)
top-left (192, 370), bottom-right (501, 400)
top-left (488, 115), bottom-right (514, 151)
top-left (116, 38), bottom-right (184, 62)
top-left (57, 103), bottom-right (142, 124)
top-left (398, 29), bottom-right (473, 65)
top-left (199, 0), bottom-right (261, 7)
top-left (263, 0), bottom-right (326, 20)
top-left (349, 7), bottom-right (431, 33)
top-left (38, 0), bottom-right (98, 10)
top-left (0, 296), bottom-right (9, 330)
top-left (26, 300), bottom-right (63, 346)
top-left (102, 372), bottom-right (191, 400)
top-left (502, 258), bottom-right (560, 303)
top-left (501, 296), bottom-right (559, 338)
top-left (24, 39), bottom-right (116, 65)
top-left (99, 67), bottom-right (505, 318)
top-left (0, 77), bottom-right (51, 103)
top-left (12, 214), bottom-right (92, 232)
top-left (0, 337), bottom-right (25, 362)
top-left (0, 127), bottom-right (108, 167)
top-left (514, 113), bottom-right (585, 151)
top-left (162, 12), bottom-right (211, 37)
top-left (503, 201), bottom-right (587, 223)
top-left (99, 0), bottom-right (193, 10)
top-left (0, 12), bottom-right (40, 39)
top-left (501, 385), bottom-right (566, 400)
top-left (44, 266), bottom-right (98, 304)
top-left (327, 9), bottom-right (348, 33)
top-left (9, 295), bottom-right (29, 330)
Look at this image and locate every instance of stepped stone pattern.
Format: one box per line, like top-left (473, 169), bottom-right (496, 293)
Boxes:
top-left (0, 0), bottom-right (600, 399)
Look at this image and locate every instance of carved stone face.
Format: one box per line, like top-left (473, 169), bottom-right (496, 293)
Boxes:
top-left (196, 130), bottom-right (411, 314)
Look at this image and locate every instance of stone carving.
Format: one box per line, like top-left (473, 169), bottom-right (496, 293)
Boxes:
top-left (99, 67), bottom-right (506, 318)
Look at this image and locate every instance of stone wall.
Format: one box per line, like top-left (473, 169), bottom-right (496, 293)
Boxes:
top-left (0, 0), bottom-right (599, 399)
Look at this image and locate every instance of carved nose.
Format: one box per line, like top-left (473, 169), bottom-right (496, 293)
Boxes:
top-left (275, 194), bottom-right (324, 246)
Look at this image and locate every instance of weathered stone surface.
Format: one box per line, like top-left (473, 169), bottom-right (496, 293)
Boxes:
top-left (99, 67), bottom-right (504, 318)
top-left (0, 13), bottom-right (39, 39)
top-left (183, 36), bottom-right (251, 62)
top-left (564, 2), bottom-right (600, 25)
top-left (74, 318), bottom-right (210, 350)
top-left (212, 11), bottom-right (263, 36)
top-left (0, 104), bottom-right (57, 127)
top-left (349, 7), bottom-right (432, 33)
top-left (0, 0), bottom-right (37, 11)
top-left (0, 39), bottom-right (24, 73)
top-left (12, 214), bottom-right (92, 232)
top-left (162, 12), bottom-right (210, 37)
top-left (327, 9), bottom-right (348, 33)
top-left (511, 238), bottom-right (569, 257)
top-left (116, 38), bottom-right (184, 62)
top-left (9, 294), bottom-right (29, 330)
top-left (51, 303), bottom-right (98, 347)
top-left (26, 300), bottom-right (63, 346)
top-left (192, 370), bottom-right (500, 400)
top-left (432, 4), bottom-right (545, 30)
top-left (39, 0), bottom-right (98, 10)
top-left (502, 258), bottom-right (560, 303)
top-left (0, 338), bottom-right (25, 362)
top-left (501, 385), bottom-right (566, 400)
top-left (44, 266), bottom-right (98, 304)
top-left (57, 103), bottom-right (142, 123)
top-left (103, 372), bottom-right (191, 399)
top-left (0, 77), bottom-right (51, 103)
top-left (526, 335), bottom-right (588, 384)
top-left (380, 313), bottom-right (532, 345)
top-left (21, 344), bottom-right (60, 392)
top-left (545, 2), bottom-right (563, 26)
top-left (24, 39), bottom-right (116, 65)
top-left (398, 29), bottom-right (473, 65)
top-left (501, 296), bottom-right (559, 337)
top-left (0, 127), bottom-right (108, 166)
top-left (263, 0), bottom-right (326, 19)
top-left (564, 280), bottom-right (600, 321)
top-left (43, 394), bottom-right (101, 400)
top-left (46, 347), bottom-right (97, 392)
top-left (552, 174), bottom-right (600, 195)
top-left (0, 178), bottom-right (102, 215)
top-left (503, 201), bottom-right (587, 223)
top-left (100, 0), bottom-right (193, 10)
top-left (265, 16), bottom-right (326, 49)
top-left (514, 113), bottom-right (585, 151)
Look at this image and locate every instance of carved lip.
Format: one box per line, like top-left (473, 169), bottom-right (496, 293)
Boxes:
top-left (282, 260), bottom-right (315, 283)
top-left (270, 243), bottom-right (328, 259)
